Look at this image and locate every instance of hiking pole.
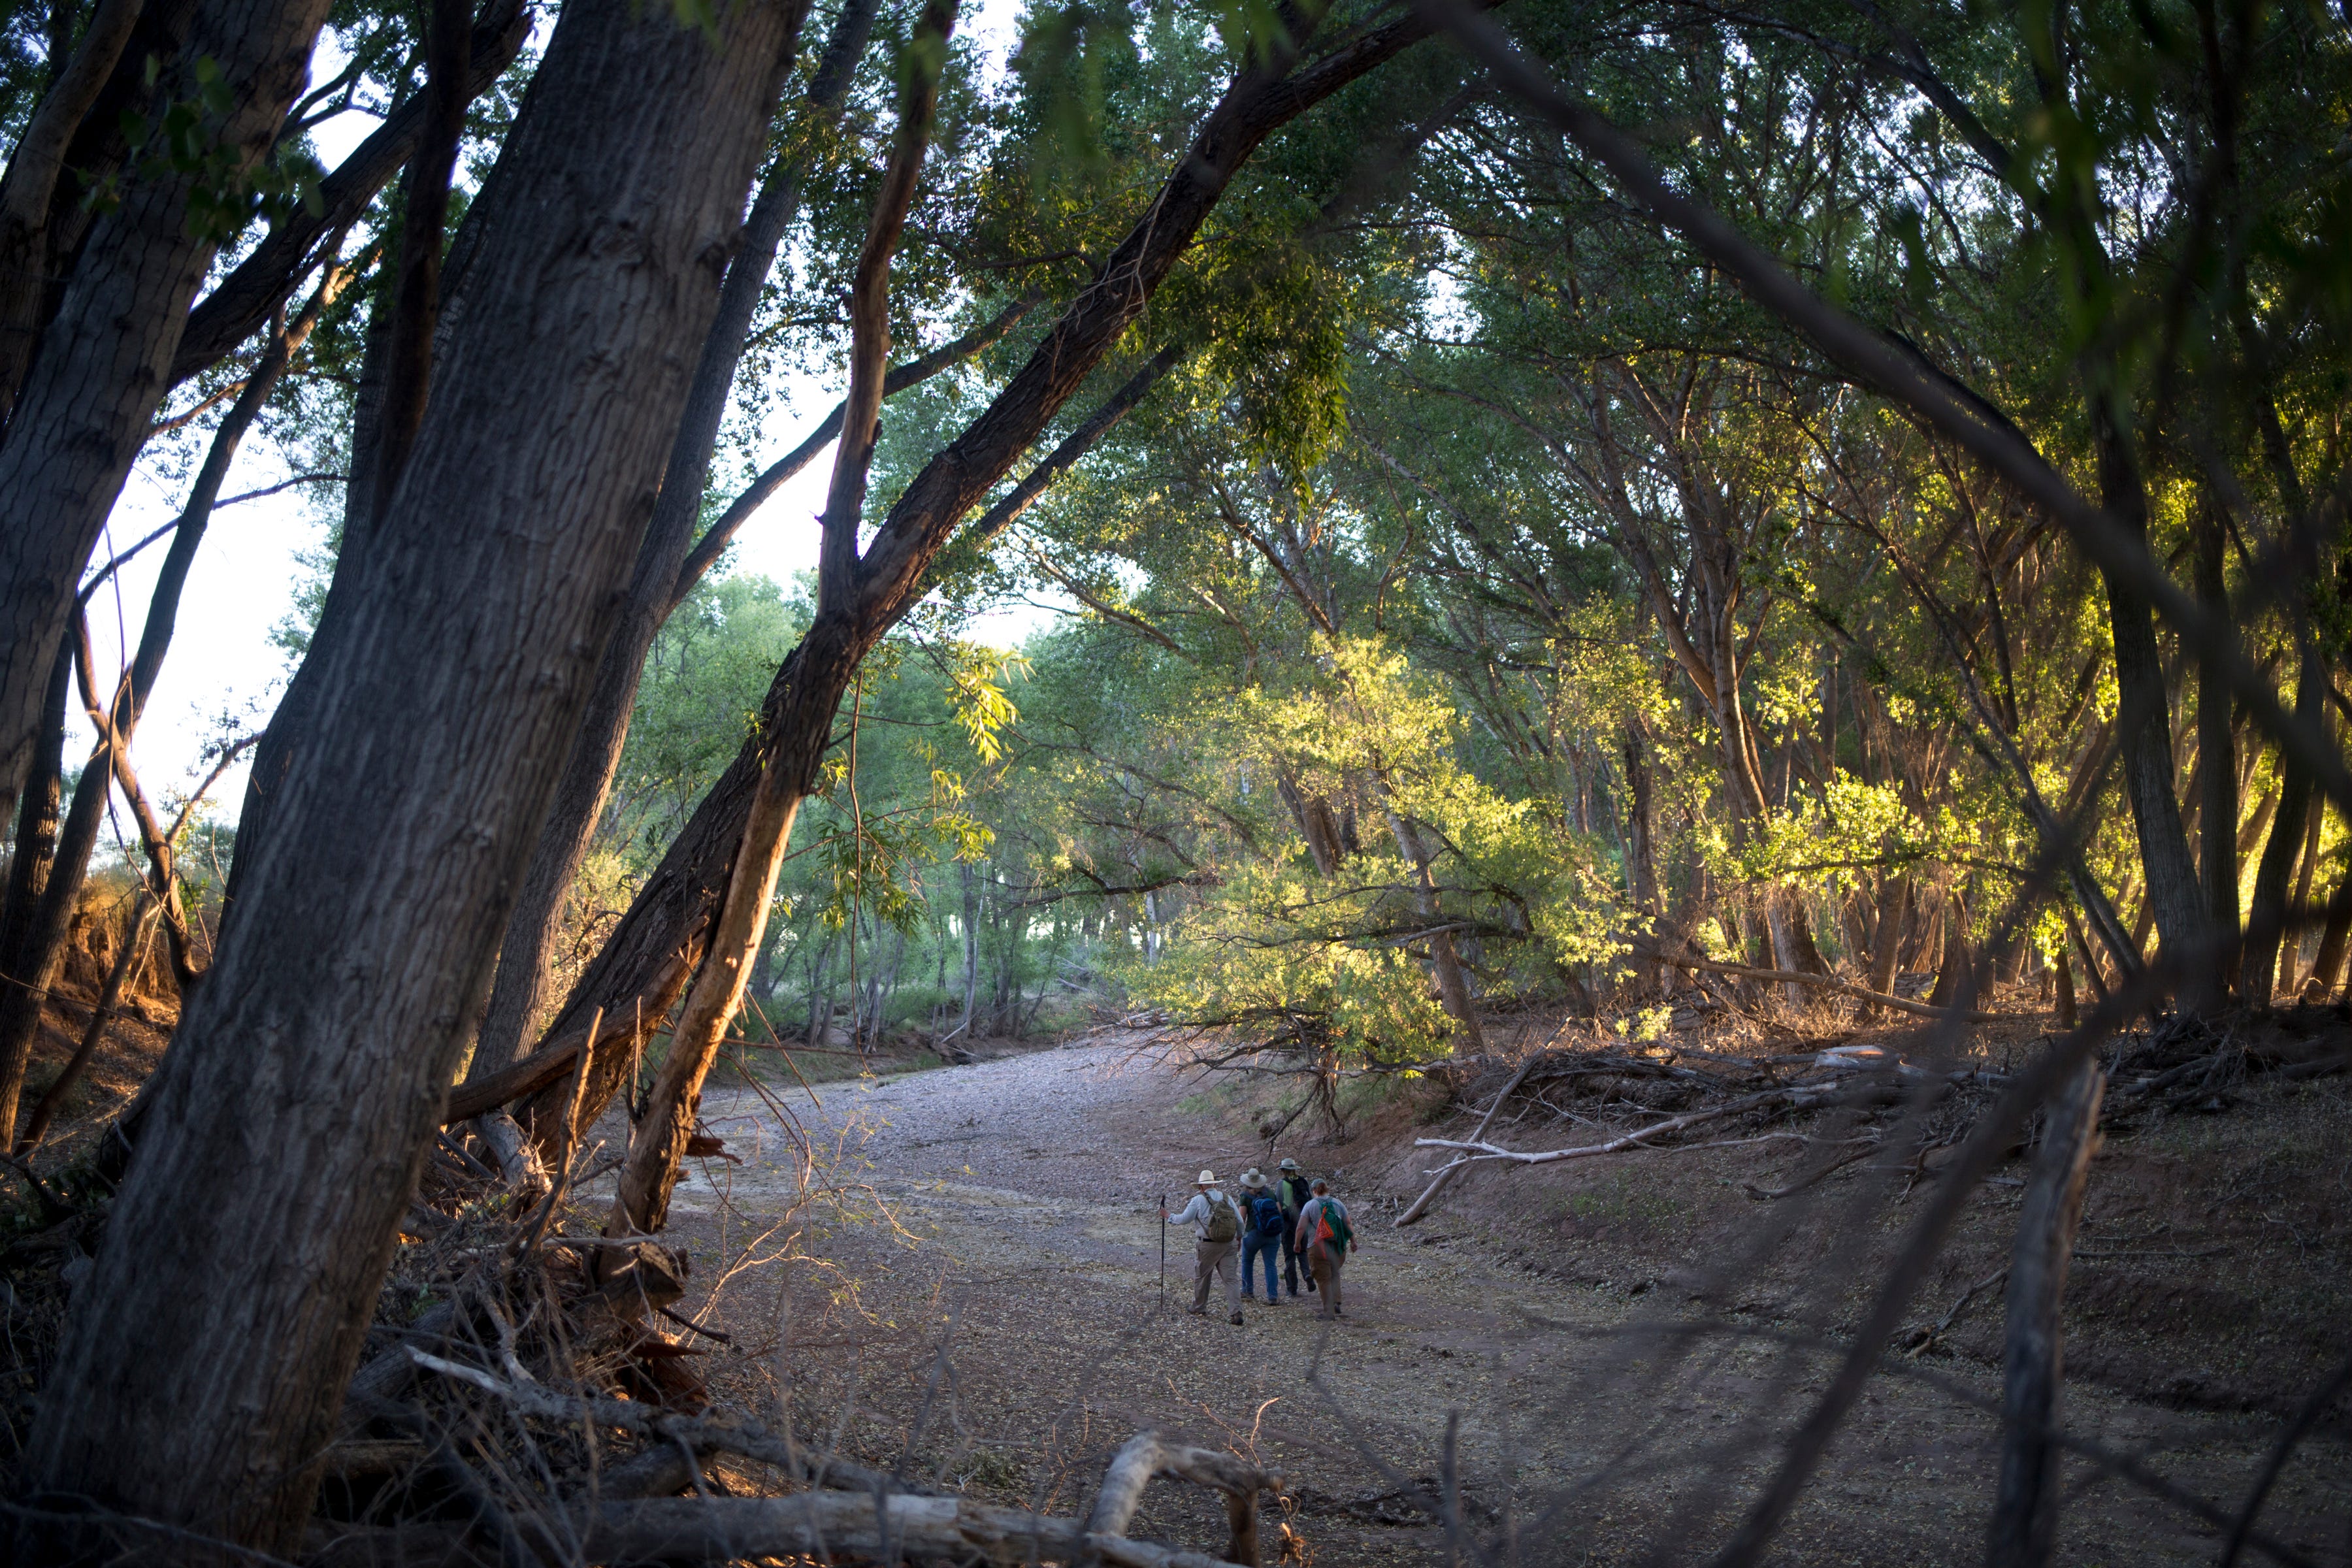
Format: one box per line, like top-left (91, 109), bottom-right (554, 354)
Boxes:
top-left (1158, 1192), bottom-right (1168, 1305)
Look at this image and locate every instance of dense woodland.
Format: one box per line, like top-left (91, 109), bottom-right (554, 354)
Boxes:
top-left (0, 0), bottom-right (2342, 1557)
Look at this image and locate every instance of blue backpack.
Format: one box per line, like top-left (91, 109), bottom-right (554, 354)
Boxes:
top-left (1250, 1193), bottom-right (1284, 1239)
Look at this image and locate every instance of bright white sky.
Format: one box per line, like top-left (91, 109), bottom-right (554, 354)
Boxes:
top-left (79, 0), bottom-right (1053, 825)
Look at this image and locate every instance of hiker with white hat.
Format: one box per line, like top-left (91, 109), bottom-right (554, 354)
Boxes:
top-left (1275, 1156), bottom-right (1313, 1299)
top-left (1237, 1169), bottom-right (1286, 1305)
top-left (1160, 1169), bottom-right (1248, 1323)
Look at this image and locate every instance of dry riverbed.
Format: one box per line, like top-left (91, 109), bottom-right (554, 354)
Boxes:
top-left (564, 1031), bottom-right (2351, 1567)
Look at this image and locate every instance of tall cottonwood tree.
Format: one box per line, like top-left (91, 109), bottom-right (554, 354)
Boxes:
top-left (24, 0), bottom-right (806, 1547)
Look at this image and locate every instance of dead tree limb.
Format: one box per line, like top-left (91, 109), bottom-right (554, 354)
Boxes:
top-left (1988, 1058), bottom-right (2104, 1568)
top-left (1396, 1055), bottom-right (1535, 1226)
top-left (1415, 1082), bottom-right (1871, 1168)
top-left (1631, 942), bottom-right (2005, 1021)
top-left (1083, 1429), bottom-right (1279, 1567)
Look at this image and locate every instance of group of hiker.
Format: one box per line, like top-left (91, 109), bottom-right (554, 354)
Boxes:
top-left (1161, 1158), bottom-right (1353, 1325)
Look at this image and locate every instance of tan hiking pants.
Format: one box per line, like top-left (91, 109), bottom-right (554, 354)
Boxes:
top-left (1192, 1238), bottom-right (1241, 1314)
top-left (1309, 1246), bottom-right (1344, 1316)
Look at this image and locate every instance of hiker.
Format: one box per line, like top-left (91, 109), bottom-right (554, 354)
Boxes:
top-left (1238, 1169), bottom-right (1285, 1304)
top-left (1294, 1177), bottom-right (1353, 1319)
top-left (1162, 1169), bottom-right (1247, 1324)
top-left (1275, 1156), bottom-right (1313, 1298)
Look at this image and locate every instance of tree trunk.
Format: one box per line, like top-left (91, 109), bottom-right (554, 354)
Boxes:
top-left (2195, 509), bottom-right (2240, 992)
top-left (1623, 722), bottom-right (1659, 993)
top-left (1868, 874), bottom-right (1911, 1001)
top-left (24, 0), bottom-right (802, 1551)
top-left (2053, 947), bottom-right (2078, 1029)
top-left (467, 0), bottom-right (879, 1083)
top-left (1386, 804), bottom-right (1486, 1053)
top-left (2242, 647), bottom-right (2326, 1005)
top-left (2283, 789), bottom-right (2324, 993)
top-left (2091, 428), bottom-right (2208, 1002)
top-left (0, 0), bottom-right (335, 841)
top-left (1926, 896), bottom-right (1973, 1011)
top-left (610, 767), bottom-right (805, 1238)
top-left (0, 636), bottom-right (70, 1140)
top-left (2301, 868), bottom-right (2352, 1003)
top-left (961, 858), bottom-right (981, 1034)
top-left (0, 0), bottom-right (146, 419)
top-left (1988, 1058), bottom-right (2104, 1568)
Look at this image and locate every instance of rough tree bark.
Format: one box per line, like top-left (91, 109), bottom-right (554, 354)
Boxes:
top-left (0, 0), bottom-right (146, 422)
top-left (21, 0), bottom-right (804, 1552)
top-left (464, 0), bottom-right (895, 1082)
top-left (514, 1), bottom-right (1458, 1147)
top-left (0, 0), bottom-right (334, 846)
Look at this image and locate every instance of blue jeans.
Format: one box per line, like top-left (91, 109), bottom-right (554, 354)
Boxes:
top-left (1241, 1232), bottom-right (1279, 1299)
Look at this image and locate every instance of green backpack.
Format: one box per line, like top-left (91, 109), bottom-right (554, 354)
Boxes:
top-left (1203, 1194), bottom-right (1243, 1244)
top-left (1313, 1198), bottom-right (1352, 1255)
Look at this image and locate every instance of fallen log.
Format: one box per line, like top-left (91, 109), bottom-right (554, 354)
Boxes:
top-left (1086, 1429), bottom-right (1280, 1566)
top-left (399, 1350), bottom-right (1271, 1566)
top-left (311, 1494), bottom-right (1254, 1568)
top-left (1631, 943), bottom-right (2008, 1021)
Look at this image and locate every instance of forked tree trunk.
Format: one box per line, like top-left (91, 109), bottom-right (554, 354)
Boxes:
top-left (0, 0), bottom-right (335, 839)
top-left (610, 765), bottom-right (806, 1237)
top-left (24, 0), bottom-right (802, 1552)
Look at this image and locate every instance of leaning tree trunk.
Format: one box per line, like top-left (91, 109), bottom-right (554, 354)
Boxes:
top-left (515, 6), bottom-right (1454, 1148)
top-left (0, 0), bottom-right (334, 841)
top-left (1385, 802), bottom-right (1486, 1054)
top-left (466, 0), bottom-right (881, 1082)
top-left (22, 0), bottom-right (803, 1554)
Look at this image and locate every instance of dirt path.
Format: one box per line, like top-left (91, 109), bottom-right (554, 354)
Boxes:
top-left (606, 1036), bottom-right (2350, 1567)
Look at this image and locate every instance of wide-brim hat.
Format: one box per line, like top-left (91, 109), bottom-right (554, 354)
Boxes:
top-left (1240, 1169), bottom-right (1267, 1190)
top-left (1277, 1157), bottom-right (1301, 1171)
top-left (1196, 1168), bottom-right (1217, 1185)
